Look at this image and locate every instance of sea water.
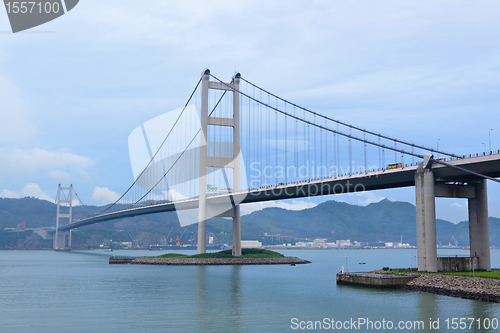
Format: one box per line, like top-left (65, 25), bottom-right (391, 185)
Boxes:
top-left (0, 248), bottom-right (499, 332)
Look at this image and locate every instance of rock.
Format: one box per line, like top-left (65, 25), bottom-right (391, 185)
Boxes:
top-left (404, 275), bottom-right (500, 303)
top-left (129, 257), bottom-right (311, 266)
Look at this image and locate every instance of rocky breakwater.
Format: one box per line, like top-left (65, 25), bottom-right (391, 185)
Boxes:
top-left (405, 275), bottom-right (500, 303)
top-left (129, 257), bottom-right (311, 266)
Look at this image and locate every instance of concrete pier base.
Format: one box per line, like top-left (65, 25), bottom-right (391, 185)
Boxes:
top-left (437, 256), bottom-right (478, 271)
top-left (232, 205), bottom-right (241, 256)
top-left (53, 230), bottom-right (70, 250)
top-left (336, 272), bottom-right (417, 288)
top-left (415, 168), bottom-right (437, 272)
top-left (415, 157), bottom-right (491, 272)
top-left (468, 179), bottom-right (491, 270)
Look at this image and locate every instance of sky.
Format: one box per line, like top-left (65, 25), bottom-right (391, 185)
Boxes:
top-left (1, 0), bottom-right (499, 223)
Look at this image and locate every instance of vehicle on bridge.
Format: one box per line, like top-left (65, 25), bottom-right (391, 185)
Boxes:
top-left (387, 163), bottom-right (403, 170)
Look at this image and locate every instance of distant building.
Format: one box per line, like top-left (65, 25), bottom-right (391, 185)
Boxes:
top-left (313, 238), bottom-right (328, 248)
top-left (241, 240), bottom-right (262, 248)
top-left (366, 242), bottom-right (385, 247)
top-left (336, 240), bottom-right (351, 248)
top-left (295, 241), bottom-right (315, 247)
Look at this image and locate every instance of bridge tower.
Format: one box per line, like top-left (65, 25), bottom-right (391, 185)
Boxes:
top-left (54, 184), bottom-right (73, 250)
top-left (415, 156), bottom-right (490, 272)
top-left (198, 69), bottom-right (242, 255)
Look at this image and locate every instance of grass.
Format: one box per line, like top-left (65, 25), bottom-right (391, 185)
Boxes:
top-left (376, 268), bottom-right (500, 279)
top-left (440, 270), bottom-right (500, 279)
top-left (153, 248), bottom-right (285, 259)
top-left (374, 268), bottom-right (418, 276)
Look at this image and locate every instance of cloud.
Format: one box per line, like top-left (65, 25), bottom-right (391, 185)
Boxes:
top-left (166, 189), bottom-right (187, 201)
top-left (450, 202), bottom-right (465, 209)
top-left (240, 199), bottom-right (317, 215)
top-left (276, 200), bottom-right (317, 211)
top-left (0, 189), bottom-right (18, 198)
top-left (240, 201), bottom-right (279, 215)
top-left (138, 189), bottom-right (187, 203)
top-left (0, 148), bottom-right (94, 175)
top-left (356, 192), bottom-right (386, 206)
top-left (0, 183), bottom-right (53, 202)
top-left (92, 187), bottom-right (120, 205)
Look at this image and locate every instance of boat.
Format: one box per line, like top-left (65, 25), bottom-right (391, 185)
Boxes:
top-left (55, 248), bottom-right (71, 252)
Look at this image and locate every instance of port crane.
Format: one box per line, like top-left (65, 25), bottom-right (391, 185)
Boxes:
top-left (175, 228), bottom-right (187, 246)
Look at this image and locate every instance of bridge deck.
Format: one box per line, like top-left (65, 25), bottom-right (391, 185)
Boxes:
top-left (58, 153), bottom-right (500, 231)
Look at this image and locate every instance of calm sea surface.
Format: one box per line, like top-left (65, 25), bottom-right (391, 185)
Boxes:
top-left (1, 248), bottom-right (499, 332)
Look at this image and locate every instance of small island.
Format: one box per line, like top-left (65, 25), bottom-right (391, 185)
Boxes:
top-left (110, 248), bottom-right (311, 266)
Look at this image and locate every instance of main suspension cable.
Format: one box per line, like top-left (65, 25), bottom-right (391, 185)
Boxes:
top-left (132, 90), bottom-right (228, 207)
top-left (210, 74), bottom-right (426, 159)
top-left (239, 76), bottom-right (460, 159)
top-left (100, 77), bottom-right (202, 214)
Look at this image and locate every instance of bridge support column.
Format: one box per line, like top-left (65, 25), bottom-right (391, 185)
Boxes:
top-left (468, 179), bottom-right (490, 271)
top-left (197, 70), bottom-right (210, 254)
top-left (54, 230), bottom-right (70, 249)
top-left (231, 72), bottom-right (241, 256)
top-left (197, 70), bottom-right (241, 254)
top-left (54, 184), bottom-right (73, 251)
top-left (415, 168), bottom-right (437, 272)
top-left (232, 205), bottom-right (241, 256)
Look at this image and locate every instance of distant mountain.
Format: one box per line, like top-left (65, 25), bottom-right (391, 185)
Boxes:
top-left (1, 197), bottom-right (499, 249)
top-left (236, 199), bottom-right (500, 246)
top-left (239, 199), bottom-right (419, 243)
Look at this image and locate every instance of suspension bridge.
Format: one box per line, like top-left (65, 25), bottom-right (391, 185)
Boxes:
top-left (45, 69), bottom-right (500, 272)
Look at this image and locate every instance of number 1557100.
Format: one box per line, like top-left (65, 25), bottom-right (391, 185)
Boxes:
top-left (5, 2), bottom-right (61, 14)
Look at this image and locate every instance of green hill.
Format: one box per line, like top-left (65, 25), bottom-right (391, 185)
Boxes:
top-left (1, 197), bottom-right (499, 249)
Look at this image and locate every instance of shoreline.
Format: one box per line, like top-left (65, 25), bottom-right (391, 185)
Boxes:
top-left (404, 274), bottom-right (500, 303)
top-left (338, 270), bottom-right (500, 303)
top-left (110, 256), bottom-right (311, 266)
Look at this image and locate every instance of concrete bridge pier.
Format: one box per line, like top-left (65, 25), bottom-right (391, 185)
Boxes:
top-left (415, 163), bottom-right (491, 272)
top-left (468, 179), bottom-right (490, 270)
top-left (197, 70), bottom-right (209, 254)
top-left (54, 230), bottom-right (71, 250)
top-left (415, 167), bottom-right (437, 272)
top-left (232, 205), bottom-right (241, 256)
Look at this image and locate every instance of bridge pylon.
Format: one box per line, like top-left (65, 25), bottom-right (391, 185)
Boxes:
top-left (415, 157), bottom-right (490, 272)
top-left (198, 69), bottom-right (242, 255)
top-left (54, 184), bottom-right (73, 250)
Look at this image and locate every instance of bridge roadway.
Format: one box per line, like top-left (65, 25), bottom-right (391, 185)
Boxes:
top-left (58, 153), bottom-right (500, 232)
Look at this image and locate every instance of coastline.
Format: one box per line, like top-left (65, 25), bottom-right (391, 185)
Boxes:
top-left (404, 274), bottom-right (500, 303)
top-left (111, 256), bottom-right (311, 266)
